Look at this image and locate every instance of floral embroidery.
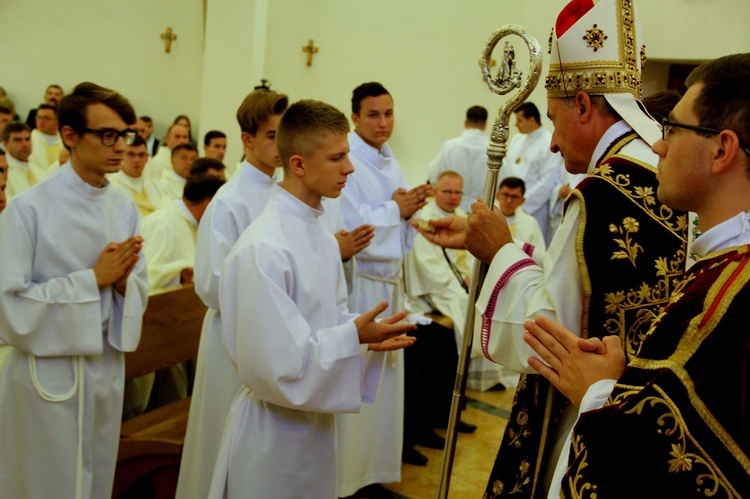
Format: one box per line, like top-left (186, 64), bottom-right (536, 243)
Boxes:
top-left (610, 217), bottom-right (643, 267)
top-left (602, 249), bottom-right (686, 358)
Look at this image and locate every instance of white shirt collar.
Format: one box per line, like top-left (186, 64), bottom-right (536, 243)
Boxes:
top-left (691, 211), bottom-right (750, 258)
top-left (589, 120), bottom-right (632, 173)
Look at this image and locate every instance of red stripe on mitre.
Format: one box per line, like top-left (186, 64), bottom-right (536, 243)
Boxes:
top-left (556, 0), bottom-right (597, 37)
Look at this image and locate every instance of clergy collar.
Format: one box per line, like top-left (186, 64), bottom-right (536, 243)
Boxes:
top-left (116, 170), bottom-right (145, 190)
top-left (525, 126), bottom-right (547, 141)
top-left (60, 161), bottom-right (110, 198)
top-left (350, 130), bottom-right (394, 162)
top-left (691, 211), bottom-right (750, 259)
top-left (272, 184), bottom-right (324, 223)
top-left (427, 199), bottom-right (459, 218)
top-left (165, 168), bottom-right (187, 184)
top-left (33, 129), bottom-right (61, 144)
top-left (461, 128), bottom-right (486, 138)
top-left (239, 159), bottom-right (279, 184)
top-left (588, 120), bottom-right (632, 174)
top-left (6, 153), bottom-right (30, 170)
top-left (175, 198), bottom-right (199, 228)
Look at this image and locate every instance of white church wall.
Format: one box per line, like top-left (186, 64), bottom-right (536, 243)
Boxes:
top-left (1, 0), bottom-right (747, 184)
top-left (197, 0), bottom-right (267, 169)
top-left (262, 0), bottom-right (567, 187)
top-left (0, 0), bottom-right (205, 144)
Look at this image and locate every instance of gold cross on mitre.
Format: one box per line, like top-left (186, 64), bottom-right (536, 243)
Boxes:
top-left (161, 27), bottom-right (177, 53)
top-left (302, 39), bottom-right (319, 66)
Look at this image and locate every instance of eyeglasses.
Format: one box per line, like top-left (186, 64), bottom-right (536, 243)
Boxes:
top-left (498, 192), bottom-right (522, 201)
top-left (437, 189), bottom-right (463, 196)
top-left (662, 118), bottom-right (750, 155)
top-left (82, 128), bottom-right (137, 146)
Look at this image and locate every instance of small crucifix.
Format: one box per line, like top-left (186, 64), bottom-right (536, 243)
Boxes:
top-left (302, 39), bottom-right (319, 66)
top-left (161, 27), bottom-right (178, 53)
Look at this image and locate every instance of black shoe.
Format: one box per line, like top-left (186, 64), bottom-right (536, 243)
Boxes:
top-left (414, 429), bottom-right (446, 449)
top-left (402, 446), bottom-right (428, 466)
top-left (457, 420), bottom-right (477, 433)
top-left (434, 419), bottom-right (477, 434)
top-left (489, 382), bottom-right (507, 391)
top-left (340, 483), bottom-right (397, 499)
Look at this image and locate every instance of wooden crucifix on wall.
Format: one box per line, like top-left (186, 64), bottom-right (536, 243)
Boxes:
top-left (302, 40), bottom-right (318, 66)
top-left (161, 27), bottom-right (177, 53)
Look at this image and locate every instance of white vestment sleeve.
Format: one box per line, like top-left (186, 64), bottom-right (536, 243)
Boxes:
top-left (141, 216), bottom-right (193, 290)
top-left (221, 243), bottom-right (364, 413)
top-left (108, 255), bottom-right (148, 352)
top-left (194, 198), bottom-right (241, 310)
top-left (340, 195), bottom-right (404, 261)
top-left (522, 154), bottom-right (563, 215)
top-left (474, 199), bottom-right (583, 373)
top-left (0, 205), bottom-right (104, 356)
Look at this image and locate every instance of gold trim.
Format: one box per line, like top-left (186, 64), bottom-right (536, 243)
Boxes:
top-left (626, 254), bottom-right (750, 474)
top-left (571, 189), bottom-right (592, 339)
top-left (589, 157), bottom-right (688, 242)
top-left (612, 384), bottom-right (741, 496)
top-left (546, 0), bottom-right (643, 98)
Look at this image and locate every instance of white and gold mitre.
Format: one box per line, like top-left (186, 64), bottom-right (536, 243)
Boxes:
top-left (546, 0), bottom-right (661, 145)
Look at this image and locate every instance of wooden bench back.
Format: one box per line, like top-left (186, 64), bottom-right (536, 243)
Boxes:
top-left (124, 283), bottom-right (207, 380)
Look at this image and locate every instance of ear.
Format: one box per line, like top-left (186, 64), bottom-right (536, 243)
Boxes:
top-left (711, 129), bottom-right (743, 174)
top-left (60, 125), bottom-right (79, 150)
top-left (287, 154), bottom-right (306, 178)
top-left (351, 113), bottom-right (360, 128)
top-left (240, 131), bottom-right (253, 149)
top-left (574, 91), bottom-right (593, 123)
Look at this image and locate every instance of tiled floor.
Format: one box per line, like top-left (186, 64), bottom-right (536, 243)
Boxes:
top-left (385, 387), bottom-right (516, 499)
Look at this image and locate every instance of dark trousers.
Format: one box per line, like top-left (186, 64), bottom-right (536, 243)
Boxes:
top-left (403, 321), bottom-right (459, 447)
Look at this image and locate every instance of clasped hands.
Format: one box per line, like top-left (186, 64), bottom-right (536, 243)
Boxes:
top-left (94, 236), bottom-right (143, 296)
top-left (412, 200), bottom-right (512, 263)
top-left (523, 316), bottom-right (627, 407)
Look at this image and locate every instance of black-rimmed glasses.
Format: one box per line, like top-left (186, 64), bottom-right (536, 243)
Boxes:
top-left (661, 118), bottom-right (750, 155)
top-left (82, 128), bottom-right (137, 146)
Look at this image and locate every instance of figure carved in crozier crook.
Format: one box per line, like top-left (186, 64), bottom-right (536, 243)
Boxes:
top-left (495, 41), bottom-right (522, 90)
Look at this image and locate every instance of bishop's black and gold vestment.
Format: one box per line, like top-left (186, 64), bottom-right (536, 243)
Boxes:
top-left (561, 244), bottom-right (750, 498)
top-left (484, 133), bottom-right (688, 498)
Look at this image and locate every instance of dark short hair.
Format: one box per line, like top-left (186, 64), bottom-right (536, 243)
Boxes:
top-left (37, 103), bottom-right (57, 115)
top-left (236, 89), bottom-right (289, 135)
top-left (686, 53), bottom-right (750, 156)
top-left (171, 143), bottom-right (198, 158)
top-left (641, 90), bottom-right (682, 124)
top-left (130, 135), bottom-right (147, 148)
top-left (47, 84), bottom-right (63, 93)
top-left (190, 157), bottom-right (226, 176)
top-left (204, 130), bottom-right (226, 146)
top-left (58, 82), bottom-right (136, 150)
top-left (183, 174), bottom-right (225, 204)
top-left (276, 100), bottom-right (350, 169)
top-left (2, 121), bottom-right (31, 142)
top-left (514, 102), bottom-right (541, 124)
top-left (466, 105), bottom-right (488, 124)
top-left (139, 116), bottom-right (153, 124)
top-left (499, 176), bottom-right (526, 195)
top-left (351, 82), bottom-right (390, 115)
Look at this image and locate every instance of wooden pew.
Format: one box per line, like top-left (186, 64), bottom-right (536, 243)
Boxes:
top-left (112, 283), bottom-right (207, 499)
